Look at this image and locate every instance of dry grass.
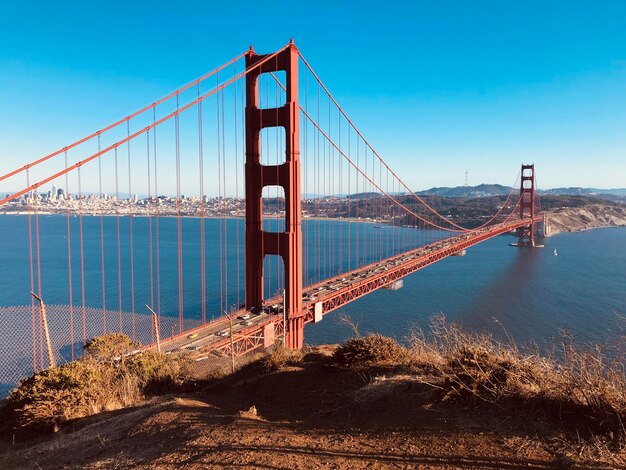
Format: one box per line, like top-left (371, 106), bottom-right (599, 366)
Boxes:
top-left (406, 316), bottom-right (626, 445)
top-left (262, 344), bottom-right (304, 372)
top-left (327, 316), bottom-right (626, 462)
top-left (333, 334), bottom-right (414, 369)
top-left (3, 333), bottom-right (193, 433)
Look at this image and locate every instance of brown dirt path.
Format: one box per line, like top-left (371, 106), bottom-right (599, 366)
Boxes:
top-left (1, 347), bottom-right (622, 469)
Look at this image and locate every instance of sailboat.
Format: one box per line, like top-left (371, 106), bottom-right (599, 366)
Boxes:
top-left (554, 249), bottom-right (558, 256)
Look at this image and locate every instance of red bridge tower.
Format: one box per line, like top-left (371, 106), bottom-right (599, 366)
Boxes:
top-left (516, 163), bottom-right (536, 246)
top-left (244, 42), bottom-right (304, 348)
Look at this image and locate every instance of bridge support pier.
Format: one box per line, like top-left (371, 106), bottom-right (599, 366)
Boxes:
top-left (244, 42), bottom-right (304, 349)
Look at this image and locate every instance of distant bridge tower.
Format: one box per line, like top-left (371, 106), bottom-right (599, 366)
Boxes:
top-left (516, 163), bottom-right (536, 246)
top-left (244, 42), bottom-right (304, 349)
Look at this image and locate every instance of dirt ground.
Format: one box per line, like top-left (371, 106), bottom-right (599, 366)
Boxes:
top-left (1, 346), bottom-right (623, 469)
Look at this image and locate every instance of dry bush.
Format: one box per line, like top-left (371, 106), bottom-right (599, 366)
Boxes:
top-left (336, 312), bottom-right (362, 338)
top-left (6, 361), bottom-right (129, 431)
top-left (551, 340), bottom-right (626, 439)
top-left (407, 315), bottom-right (626, 443)
top-left (84, 332), bottom-right (141, 363)
top-left (5, 334), bottom-right (192, 432)
top-left (408, 317), bottom-right (540, 401)
top-left (333, 334), bottom-right (412, 368)
top-left (124, 350), bottom-right (193, 394)
top-left (262, 344), bottom-right (304, 372)
top-left (444, 345), bottom-right (516, 401)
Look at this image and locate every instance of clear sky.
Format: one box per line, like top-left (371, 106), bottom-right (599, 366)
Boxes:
top-left (1, 0), bottom-right (625, 192)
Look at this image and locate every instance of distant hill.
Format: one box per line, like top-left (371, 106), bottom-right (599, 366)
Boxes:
top-left (415, 185), bottom-right (626, 199)
top-left (418, 184), bottom-right (513, 198)
top-left (540, 187), bottom-right (594, 196)
top-left (589, 188), bottom-right (626, 196)
top-left (540, 187), bottom-right (626, 201)
top-left (345, 192), bottom-right (383, 200)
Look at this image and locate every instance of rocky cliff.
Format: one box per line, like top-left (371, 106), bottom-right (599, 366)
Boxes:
top-left (546, 204), bottom-right (626, 235)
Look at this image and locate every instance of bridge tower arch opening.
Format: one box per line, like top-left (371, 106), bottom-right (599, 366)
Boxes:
top-left (244, 42), bottom-right (304, 349)
top-left (516, 163), bottom-right (536, 247)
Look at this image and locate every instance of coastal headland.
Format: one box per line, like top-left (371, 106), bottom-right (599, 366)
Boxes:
top-left (2, 331), bottom-right (624, 469)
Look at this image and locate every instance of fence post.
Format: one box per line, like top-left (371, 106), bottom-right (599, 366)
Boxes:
top-left (224, 309), bottom-right (235, 374)
top-left (146, 305), bottom-right (161, 353)
top-left (30, 292), bottom-right (56, 368)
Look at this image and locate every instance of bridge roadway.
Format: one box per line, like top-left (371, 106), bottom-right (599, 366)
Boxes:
top-left (157, 217), bottom-right (542, 359)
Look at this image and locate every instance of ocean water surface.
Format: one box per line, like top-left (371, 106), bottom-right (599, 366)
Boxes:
top-left (0, 214), bottom-right (624, 394)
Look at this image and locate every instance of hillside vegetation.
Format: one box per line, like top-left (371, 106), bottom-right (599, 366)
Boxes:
top-left (1, 319), bottom-right (625, 469)
top-left (1, 334), bottom-right (193, 433)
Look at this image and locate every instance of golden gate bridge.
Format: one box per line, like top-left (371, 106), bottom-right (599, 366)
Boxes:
top-left (0, 41), bottom-right (544, 387)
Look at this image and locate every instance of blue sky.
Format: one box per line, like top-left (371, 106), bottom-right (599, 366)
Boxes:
top-left (1, 0), bottom-right (625, 192)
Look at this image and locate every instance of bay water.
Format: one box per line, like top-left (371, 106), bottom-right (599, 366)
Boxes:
top-left (0, 214), bottom-right (624, 395)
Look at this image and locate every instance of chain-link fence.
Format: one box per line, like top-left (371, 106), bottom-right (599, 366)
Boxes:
top-left (0, 304), bottom-right (202, 397)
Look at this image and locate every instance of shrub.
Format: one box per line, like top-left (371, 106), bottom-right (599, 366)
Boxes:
top-left (407, 316), bottom-right (626, 442)
top-left (333, 335), bottom-right (411, 368)
top-left (442, 344), bottom-right (517, 401)
top-left (262, 344), bottom-right (304, 372)
top-left (124, 350), bottom-right (193, 394)
top-left (84, 333), bottom-right (141, 363)
top-left (7, 361), bottom-right (123, 431)
top-left (6, 334), bottom-right (192, 432)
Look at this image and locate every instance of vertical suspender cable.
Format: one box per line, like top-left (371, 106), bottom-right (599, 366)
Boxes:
top-left (327, 93), bottom-right (331, 277)
top-left (347, 127), bottom-right (352, 271)
top-left (355, 137), bottom-right (359, 267)
top-left (98, 135), bottom-right (107, 333)
top-left (316, 80), bottom-right (320, 283)
top-left (27, 170), bottom-right (37, 372)
top-left (146, 130), bottom-right (154, 339)
top-left (234, 62), bottom-right (241, 310)
top-left (64, 151), bottom-right (74, 360)
top-left (175, 96), bottom-right (183, 334)
top-left (217, 72), bottom-right (223, 316)
top-left (303, 68), bottom-right (308, 286)
top-left (325, 94), bottom-right (329, 276)
top-left (221, 83), bottom-right (228, 310)
top-left (386, 168), bottom-right (389, 257)
top-left (198, 84), bottom-right (207, 324)
top-left (34, 187), bottom-right (43, 369)
top-left (115, 148), bottom-right (123, 332)
top-left (337, 106), bottom-right (342, 275)
top-left (78, 168), bottom-right (86, 344)
top-left (153, 108), bottom-right (162, 330)
top-left (127, 121), bottom-right (136, 339)
top-left (239, 71), bottom-right (245, 308)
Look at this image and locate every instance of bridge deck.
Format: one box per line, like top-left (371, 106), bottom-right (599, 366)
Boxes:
top-left (157, 217), bottom-right (542, 358)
